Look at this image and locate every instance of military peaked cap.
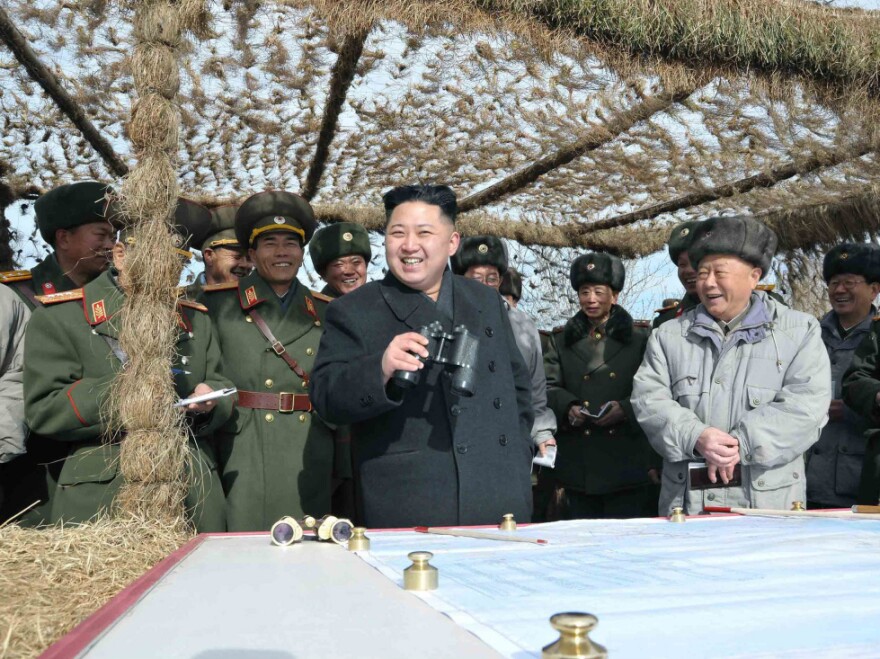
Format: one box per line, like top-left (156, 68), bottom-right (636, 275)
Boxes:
top-left (199, 204), bottom-right (241, 251)
top-left (35, 181), bottom-right (117, 246)
top-left (667, 220), bottom-right (701, 265)
top-left (823, 242), bottom-right (880, 284)
top-left (309, 222), bottom-right (371, 274)
top-left (688, 215), bottom-right (777, 279)
top-left (450, 235), bottom-right (508, 276)
top-left (119, 198), bottom-right (212, 259)
top-left (570, 252), bottom-right (625, 292)
top-left (499, 267), bottom-right (523, 301)
top-left (235, 190), bottom-right (316, 249)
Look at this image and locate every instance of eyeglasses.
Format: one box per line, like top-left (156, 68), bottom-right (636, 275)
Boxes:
top-left (828, 278), bottom-right (868, 291)
top-left (468, 274), bottom-right (500, 285)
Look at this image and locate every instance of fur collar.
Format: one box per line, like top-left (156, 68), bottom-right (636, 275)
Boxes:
top-left (564, 305), bottom-right (634, 347)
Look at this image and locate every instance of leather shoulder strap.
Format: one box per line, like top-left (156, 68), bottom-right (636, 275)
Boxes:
top-left (247, 309), bottom-right (309, 383)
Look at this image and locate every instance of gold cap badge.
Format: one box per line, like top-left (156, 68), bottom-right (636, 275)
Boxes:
top-left (343, 232), bottom-right (353, 242)
top-left (586, 263), bottom-right (595, 270)
top-left (478, 244), bottom-right (489, 254)
top-left (680, 228), bottom-right (689, 236)
top-left (274, 216), bottom-right (285, 224)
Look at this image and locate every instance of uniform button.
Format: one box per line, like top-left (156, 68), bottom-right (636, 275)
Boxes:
top-left (594, 333), bottom-right (601, 340)
top-left (314, 321), bottom-right (322, 327)
top-left (714, 378), bottom-right (722, 384)
top-left (583, 429), bottom-right (591, 436)
top-left (488, 361), bottom-right (496, 372)
top-left (246, 316), bottom-right (253, 323)
top-left (752, 398), bottom-right (759, 405)
top-left (746, 453), bottom-right (753, 461)
top-left (451, 405), bottom-right (461, 416)
top-left (499, 435), bottom-right (508, 446)
top-left (609, 372), bottom-right (616, 379)
top-left (301, 380), bottom-right (308, 390)
top-left (265, 413), bottom-right (274, 423)
top-left (677, 472), bottom-right (684, 481)
top-left (608, 428), bottom-right (615, 435)
top-left (793, 472), bottom-right (799, 479)
top-left (757, 479), bottom-right (765, 487)
top-left (707, 492), bottom-right (715, 501)
top-left (299, 414), bottom-right (307, 423)
top-left (583, 401), bottom-right (589, 408)
top-left (306, 348), bottom-right (314, 356)
top-left (456, 445), bottom-right (468, 454)
top-left (485, 327), bottom-right (494, 337)
top-left (181, 357), bottom-right (189, 365)
top-left (265, 379), bottom-right (274, 388)
top-left (188, 332), bottom-right (194, 339)
top-left (493, 398), bottom-right (502, 409)
top-left (583, 375), bottom-right (590, 382)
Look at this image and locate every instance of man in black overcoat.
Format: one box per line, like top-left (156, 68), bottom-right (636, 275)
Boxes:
top-left (310, 185), bottom-right (534, 528)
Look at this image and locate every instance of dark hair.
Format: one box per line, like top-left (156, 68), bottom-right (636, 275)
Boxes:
top-left (382, 185), bottom-right (458, 224)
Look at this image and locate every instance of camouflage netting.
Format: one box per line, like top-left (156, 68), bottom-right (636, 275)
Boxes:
top-left (1, 0), bottom-right (879, 262)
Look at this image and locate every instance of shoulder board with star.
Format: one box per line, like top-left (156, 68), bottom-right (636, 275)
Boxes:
top-left (0, 270), bottom-right (32, 283)
top-left (654, 303), bottom-right (677, 314)
top-left (177, 298), bottom-right (208, 312)
top-left (756, 284), bottom-right (776, 292)
top-left (309, 290), bottom-right (333, 303)
top-left (36, 289), bottom-right (84, 305)
top-left (202, 281), bottom-right (239, 293)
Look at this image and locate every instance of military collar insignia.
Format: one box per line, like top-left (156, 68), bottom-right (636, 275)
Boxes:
top-left (245, 286), bottom-right (258, 306)
top-left (92, 299), bottom-right (108, 324)
top-left (478, 243), bottom-right (489, 253)
top-left (343, 232), bottom-right (353, 241)
top-left (304, 296), bottom-right (320, 326)
top-left (41, 281), bottom-right (57, 295)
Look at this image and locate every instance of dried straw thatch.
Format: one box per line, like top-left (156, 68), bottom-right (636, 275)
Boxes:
top-left (0, 517), bottom-right (190, 658)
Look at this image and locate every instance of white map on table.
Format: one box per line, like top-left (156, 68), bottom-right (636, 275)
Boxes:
top-left (358, 516), bottom-right (880, 659)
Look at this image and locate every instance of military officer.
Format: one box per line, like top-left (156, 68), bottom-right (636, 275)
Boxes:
top-left (186, 203), bottom-right (251, 298)
top-left (21, 199), bottom-right (229, 530)
top-left (499, 267), bottom-right (522, 309)
top-left (309, 221), bottom-right (371, 298)
top-left (1, 181), bottom-right (117, 308)
top-left (653, 221), bottom-right (701, 328)
top-left (544, 252), bottom-right (658, 518)
top-left (201, 191), bottom-right (333, 532)
top-left (0, 181), bottom-right (118, 524)
top-left (806, 244), bottom-right (880, 509)
top-left (307, 221), bottom-right (372, 518)
top-left (451, 235), bottom-right (556, 455)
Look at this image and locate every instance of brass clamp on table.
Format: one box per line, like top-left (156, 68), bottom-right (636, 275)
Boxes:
top-left (404, 551), bottom-right (438, 591)
top-left (542, 612), bottom-right (607, 659)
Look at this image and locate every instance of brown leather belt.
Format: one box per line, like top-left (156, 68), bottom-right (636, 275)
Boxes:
top-left (237, 390), bottom-right (312, 413)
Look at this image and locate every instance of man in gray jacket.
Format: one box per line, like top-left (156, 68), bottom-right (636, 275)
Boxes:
top-left (632, 216), bottom-right (831, 514)
top-left (807, 243), bottom-right (880, 509)
top-left (0, 284), bottom-right (30, 512)
top-left (451, 235), bottom-right (556, 456)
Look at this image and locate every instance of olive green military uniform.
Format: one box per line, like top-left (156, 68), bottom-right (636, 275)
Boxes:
top-left (841, 314), bottom-right (880, 506)
top-left (544, 306), bottom-right (657, 517)
top-left (22, 269), bottom-right (231, 529)
top-left (202, 273), bottom-right (333, 530)
top-left (186, 204), bottom-right (241, 299)
top-left (0, 181), bottom-right (117, 524)
top-left (652, 293), bottom-right (699, 329)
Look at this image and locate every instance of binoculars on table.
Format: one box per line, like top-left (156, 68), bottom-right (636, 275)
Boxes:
top-left (270, 515), bottom-right (354, 547)
top-left (392, 321), bottom-right (480, 397)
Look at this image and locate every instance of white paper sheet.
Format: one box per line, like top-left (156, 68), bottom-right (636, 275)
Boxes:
top-left (358, 517), bottom-right (880, 659)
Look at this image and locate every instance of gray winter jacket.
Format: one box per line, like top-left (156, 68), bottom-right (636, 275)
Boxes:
top-left (507, 303), bottom-right (556, 445)
top-left (632, 291), bottom-right (831, 514)
top-left (0, 284), bottom-right (30, 463)
top-left (805, 309), bottom-right (874, 507)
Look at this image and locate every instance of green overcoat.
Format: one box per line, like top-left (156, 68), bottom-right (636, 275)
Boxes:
top-left (22, 269), bottom-right (231, 530)
top-left (544, 305), bottom-right (656, 495)
top-left (201, 272), bottom-right (333, 531)
top-left (1, 255), bottom-right (101, 525)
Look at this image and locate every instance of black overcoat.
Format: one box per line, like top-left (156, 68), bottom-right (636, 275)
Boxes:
top-left (310, 272), bottom-right (534, 527)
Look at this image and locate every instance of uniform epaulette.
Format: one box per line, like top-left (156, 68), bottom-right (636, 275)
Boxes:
top-left (36, 289), bottom-right (84, 305)
top-left (0, 270), bottom-right (32, 283)
top-left (202, 281), bottom-right (238, 292)
top-left (756, 284), bottom-right (776, 292)
top-left (177, 298), bottom-right (208, 312)
top-left (310, 290), bottom-right (333, 303)
top-left (634, 319), bottom-right (652, 329)
top-left (654, 304), bottom-right (677, 314)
